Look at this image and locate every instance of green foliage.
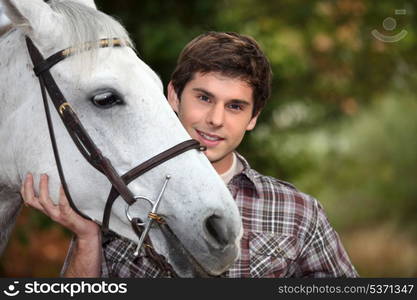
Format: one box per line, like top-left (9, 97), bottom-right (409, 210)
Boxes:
top-left (245, 95), bottom-right (417, 231)
top-left (342, 96), bottom-right (417, 228)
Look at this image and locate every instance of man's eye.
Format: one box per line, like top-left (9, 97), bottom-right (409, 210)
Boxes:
top-left (228, 104), bottom-right (243, 111)
top-left (91, 92), bottom-right (123, 109)
top-left (199, 95), bottom-right (210, 102)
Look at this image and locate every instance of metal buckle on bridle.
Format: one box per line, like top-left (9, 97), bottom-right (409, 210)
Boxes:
top-left (125, 175), bottom-right (171, 256)
top-left (58, 102), bottom-right (71, 115)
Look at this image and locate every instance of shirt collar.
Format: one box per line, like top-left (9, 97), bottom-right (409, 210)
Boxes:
top-left (219, 152), bottom-right (237, 184)
top-left (233, 152), bottom-right (264, 197)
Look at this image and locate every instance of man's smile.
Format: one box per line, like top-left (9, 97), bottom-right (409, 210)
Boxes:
top-left (195, 129), bottom-right (225, 147)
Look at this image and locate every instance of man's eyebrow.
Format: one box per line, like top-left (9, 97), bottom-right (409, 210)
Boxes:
top-left (192, 88), bottom-right (215, 98)
top-left (229, 99), bottom-right (251, 106)
top-left (192, 88), bottom-right (251, 105)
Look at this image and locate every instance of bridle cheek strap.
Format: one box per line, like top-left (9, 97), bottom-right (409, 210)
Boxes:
top-left (101, 139), bottom-right (205, 232)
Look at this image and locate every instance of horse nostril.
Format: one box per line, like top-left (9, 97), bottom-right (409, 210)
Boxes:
top-left (204, 214), bottom-right (229, 248)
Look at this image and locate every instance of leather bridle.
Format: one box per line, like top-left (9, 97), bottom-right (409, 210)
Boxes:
top-left (25, 36), bottom-right (206, 276)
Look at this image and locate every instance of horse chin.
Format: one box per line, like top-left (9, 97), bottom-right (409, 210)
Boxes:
top-left (157, 224), bottom-right (235, 278)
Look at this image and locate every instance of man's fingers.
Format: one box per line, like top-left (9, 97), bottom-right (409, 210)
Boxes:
top-left (22, 175), bottom-right (98, 236)
top-left (26, 197), bottom-right (47, 214)
top-left (20, 173), bottom-right (46, 213)
top-left (22, 173), bottom-right (44, 213)
top-left (22, 173), bottom-right (35, 203)
top-left (58, 186), bottom-right (70, 206)
top-left (39, 174), bottom-right (51, 203)
top-left (58, 186), bottom-right (73, 216)
top-left (38, 174), bottom-right (59, 218)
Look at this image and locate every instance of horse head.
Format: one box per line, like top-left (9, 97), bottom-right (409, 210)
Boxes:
top-left (0, 0), bottom-right (242, 277)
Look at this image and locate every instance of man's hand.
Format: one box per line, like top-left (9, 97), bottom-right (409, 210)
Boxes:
top-left (20, 173), bottom-right (101, 277)
top-left (20, 173), bottom-right (100, 240)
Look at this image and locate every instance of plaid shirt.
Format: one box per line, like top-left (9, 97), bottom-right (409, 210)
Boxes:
top-left (99, 153), bottom-right (358, 278)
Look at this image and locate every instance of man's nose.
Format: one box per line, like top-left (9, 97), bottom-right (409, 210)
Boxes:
top-left (206, 104), bottom-right (225, 127)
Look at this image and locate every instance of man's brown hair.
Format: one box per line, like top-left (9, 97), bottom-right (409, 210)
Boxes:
top-left (170, 31), bottom-right (272, 117)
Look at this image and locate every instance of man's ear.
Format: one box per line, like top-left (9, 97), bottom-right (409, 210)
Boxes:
top-left (2, 0), bottom-right (59, 38)
top-left (246, 111), bottom-right (260, 131)
top-left (167, 81), bottom-right (180, 114)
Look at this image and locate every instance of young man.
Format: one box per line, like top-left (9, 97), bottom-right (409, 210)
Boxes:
top-left (22, 32), bottom-right (358, 277)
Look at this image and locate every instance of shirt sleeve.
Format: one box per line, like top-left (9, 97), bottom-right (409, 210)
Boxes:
top-left (100, 240), bottom-right (110, 277)
top-left (60, 235), bottom-right (76, 277)
top-left (296, 202), bottom-right (359, 277)
top-left (100, 231), bottom-right (115, 277)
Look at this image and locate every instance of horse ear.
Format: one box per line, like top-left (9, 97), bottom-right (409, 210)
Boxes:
top-left (1, 0), bottom-right (59, 37)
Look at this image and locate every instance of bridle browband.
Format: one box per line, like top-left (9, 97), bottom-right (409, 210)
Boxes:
top-left (25, 36), bottom-right (206, 276)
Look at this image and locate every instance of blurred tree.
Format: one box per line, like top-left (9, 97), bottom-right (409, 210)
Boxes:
top-left (215, 0), bottom-right (417, 177)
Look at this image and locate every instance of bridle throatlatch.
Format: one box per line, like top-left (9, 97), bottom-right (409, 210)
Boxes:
top-left (25, 36), bottom-right (206, 276)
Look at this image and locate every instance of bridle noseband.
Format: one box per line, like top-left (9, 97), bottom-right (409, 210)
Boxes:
top-left (25, 36), bottom-right (206, 275)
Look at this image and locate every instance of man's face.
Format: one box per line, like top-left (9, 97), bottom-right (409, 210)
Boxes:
top-left (168, 72), bottom-right (259, 174)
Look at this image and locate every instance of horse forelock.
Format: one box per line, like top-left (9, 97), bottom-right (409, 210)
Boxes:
top-left (39, 0), bottom-right (134, 78)
top-left (49, 0), bottom-right (133, 49)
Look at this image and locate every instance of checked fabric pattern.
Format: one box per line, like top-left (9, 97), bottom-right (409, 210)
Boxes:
top-left (63, 153), bottom-right (357, 278)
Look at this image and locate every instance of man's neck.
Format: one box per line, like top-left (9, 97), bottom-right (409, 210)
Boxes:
top-left (211, 153), bottom-right (234, 174)
top-left (218, 153), bottom-right (235, 184)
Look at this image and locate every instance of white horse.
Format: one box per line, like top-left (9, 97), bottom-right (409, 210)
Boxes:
top-left (0, 3), bottom-right (10, 35)
top-left (0, 0), bottom-right (242, 277)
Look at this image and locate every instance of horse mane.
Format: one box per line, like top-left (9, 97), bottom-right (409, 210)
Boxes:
top-left (0, 3), bottom-right (11, 37)
top-left (0, 24), bottom-right (12, 37)
top-left (44, 0), bottom-right (136, 79)
top-left (49, 0), bottom-right (134, 49)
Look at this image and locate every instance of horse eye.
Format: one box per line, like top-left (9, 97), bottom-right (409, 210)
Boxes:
top-left (91, 92), bottom-right (123, 108)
